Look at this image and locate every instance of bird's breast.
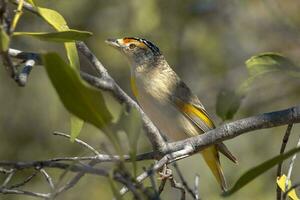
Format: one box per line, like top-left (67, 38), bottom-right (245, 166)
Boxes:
top-left (132, 70), bottom-right (199, 141)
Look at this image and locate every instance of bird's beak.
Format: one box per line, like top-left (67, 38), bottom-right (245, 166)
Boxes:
top-left (105, 38), bottom-right (121, 49)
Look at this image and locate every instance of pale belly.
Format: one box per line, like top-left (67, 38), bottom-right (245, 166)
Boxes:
top-left (136, 84), bottom-right (200, 141)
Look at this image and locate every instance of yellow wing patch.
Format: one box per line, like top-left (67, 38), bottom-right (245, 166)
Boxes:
top-left (176, 100), bottom-right (215, 129)
top-left (130, 76), bottom-right (139, 97)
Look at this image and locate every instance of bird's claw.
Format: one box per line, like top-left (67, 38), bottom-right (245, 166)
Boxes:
top-left (158, 164), bottom-right (172, 180)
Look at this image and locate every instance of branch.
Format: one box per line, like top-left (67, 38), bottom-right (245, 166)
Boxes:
top-left (169, 177), bottom-right (186, 200)
top-left (4, 5), bottom-right (300, 198)
top-left (0, 161), bottom-right (109, 176)
top-left (53, 131), bottom-right (101, 156)
top-left (173, 162), bottom-right (198, 199)
top-left (39, 169), bottom-right (55, 190)
top-left (194, 174), bottom-right (200, 200)
top-left (76, 42), bottom-right (167, 152)
top-left (165, 106), bottom-right (300, 156)
top-left (6, 47), bottom-right (300, 197)
top-left (0, 188), bottom-right (50, 199)
top-left (8, 171), bottom-right (37, 189)
top-left (119, 106), bottom-right (300, 195)
top-left (7, 46), bottom-right (167, 153)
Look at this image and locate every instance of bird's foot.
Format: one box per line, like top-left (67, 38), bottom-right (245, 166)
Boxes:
top-left (158, 164), bottom-right (173, 180)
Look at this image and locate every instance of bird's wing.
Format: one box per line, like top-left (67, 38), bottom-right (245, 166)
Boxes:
top-left (171, 81), bottom-right (237, 163)
top-left (171, 81), bottom-right (215, 133)
top-left (174, 97), bottom-right (214, 133)
top-left (172, 95), bottom-right (228, 191)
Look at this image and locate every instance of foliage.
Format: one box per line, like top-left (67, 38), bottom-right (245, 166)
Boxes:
top-left (13, 30), bottom-right (92, 42)
top-left (70, 115), bottom-right (84, 142)
top-left (216, 53), bottom-right (300, 121)
top-left (224, 146), bottom-right (300, 196)
top-left (43, 53), bottom-right (112, 132)
top-left (1, 0), bottom-right (300, 199)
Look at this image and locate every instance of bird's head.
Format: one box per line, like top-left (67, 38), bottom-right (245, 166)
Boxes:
top-left (105, 37), bottom-right (162, 66)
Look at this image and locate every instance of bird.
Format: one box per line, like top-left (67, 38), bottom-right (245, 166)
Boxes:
top-left (105, 37), bottom-right (237, 191)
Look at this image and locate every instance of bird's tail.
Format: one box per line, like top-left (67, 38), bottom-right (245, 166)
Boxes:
top-left (201, 146), bottom-right (227, 192)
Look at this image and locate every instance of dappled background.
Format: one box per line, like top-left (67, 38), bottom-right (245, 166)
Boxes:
top-left (1, 0), bottom-right (300, 199)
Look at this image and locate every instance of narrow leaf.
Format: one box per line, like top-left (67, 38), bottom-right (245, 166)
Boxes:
top-left (70, 115), bottom-right (84, 142)
top-left (245, 52), bottom-right (300, 78)
top-left (277, 174), bottom-right (299, 200)
top-left (13, 30), bottom-right (92, 42)
top-left (216, 53), bottom-right (300, 121)
top-left (224, 146), bottom-right (300, 196)
top-left (30, 3), bottom-right (81, 69)
top-left (43, 53), bottom-right (112, 131)
top-left (36, 7), bottom-right (68, 31)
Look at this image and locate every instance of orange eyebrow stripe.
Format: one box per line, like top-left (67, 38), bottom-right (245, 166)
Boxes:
top-left (122, 38), bottom-right (147, 48)
top-left (123, 38), bottom-right (135, 43)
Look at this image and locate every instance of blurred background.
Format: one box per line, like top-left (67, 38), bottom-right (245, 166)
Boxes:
top-left (1, 0), bottom-right (300, 199)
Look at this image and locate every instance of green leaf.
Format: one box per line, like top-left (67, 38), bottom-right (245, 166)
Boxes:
top-left (36, 7), bottom-right (69, 31)
top-left (245, 52), bottom-right (300, 78)
top-left (216, 88), bottom-right (242, 121)
top-left (224, 146), bottom-right (300, 196)
top-left (30, 3), bottom-right (81, 69)
top-left (43, 53), bottom-right (112, 131)
top-left (216, 53), bottom-right (300, 121)
top-left (0, 26), bottom-right (10, 52)
top-left (13, 30), bottom-right (92, 42)
top-left (26, 0), bottom-right (35, 6)
top-left (70, 115), bottom-right (84, 142)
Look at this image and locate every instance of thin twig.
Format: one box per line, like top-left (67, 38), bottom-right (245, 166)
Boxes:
top-left (0, 167), bottom-right (14, 174)
top-left (173, 162), bottom-right (197, 199)
top-left (52, 160), bottom-right (97, 197)
top-left (76, 42), bottom-right (167, 152)
top-left (10, 0), bottom-right (23, 33)
top-left (6, 48), bottom-right (300, 158)
top-left (0, 1), bottom-right (18, 79)
top-left (12, 0), bottom-right (38, 14)
top-left (194, 174), bottom-right (200, 200)
top-left (119, 146), bottom-right (193, 196)
top-left (9, 171), bottom-right (38, 189)
top-left (1, 171), bottom-right (15, 187)
top-left (53, 131), bottom-right (100, 155)
top-left (169, 176), bottom-right (185, 200)
top-left (39, 169), bottom-right (55, 190)
top-left (277, 124), bottom-right (294, 200)
top-left (0, 187), bottom-right (50, 199)
top-left (0, 161), bottom-right (109, 176)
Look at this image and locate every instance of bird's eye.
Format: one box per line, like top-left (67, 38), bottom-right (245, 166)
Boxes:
top-left (129, 43), bottom-right (136, 49)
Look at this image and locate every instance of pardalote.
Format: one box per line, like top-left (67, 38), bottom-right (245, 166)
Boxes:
top-left (106, 37), bottom-right (237, 191)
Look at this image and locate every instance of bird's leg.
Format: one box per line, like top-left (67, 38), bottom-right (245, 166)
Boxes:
top-left (158, 164), bottom-right (173, 180)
